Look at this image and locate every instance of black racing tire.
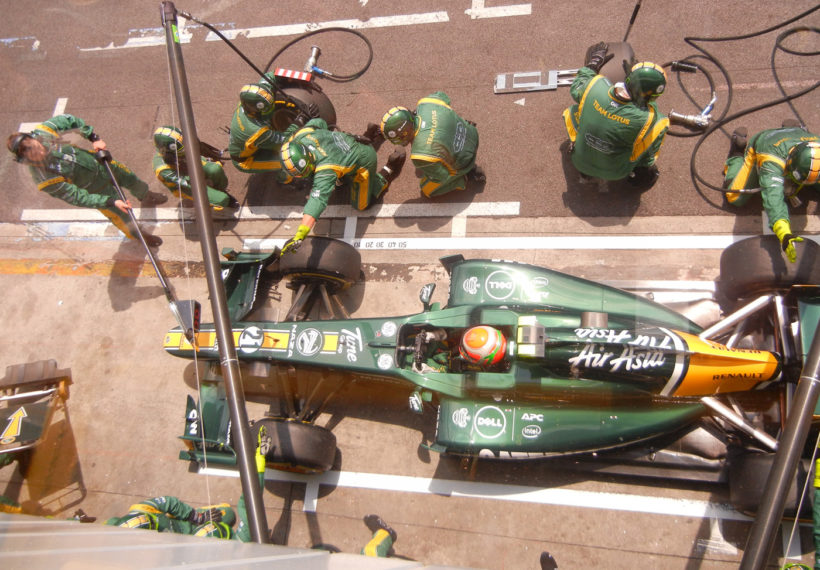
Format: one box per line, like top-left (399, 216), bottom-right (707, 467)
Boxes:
top-left (584, 41), bottom-right (634, 85)
top-left (272, 85), bottom-right (337, 131)
top-left (717, 235), bottom-right (820, 302)
top-left (279, 236), bottom-right (361, 291)
top-left (254, 418), bottom-right (337, 474)
top-left (727, 450), bottom-right (812, 518)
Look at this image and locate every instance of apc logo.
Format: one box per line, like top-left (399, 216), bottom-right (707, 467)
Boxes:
top-left (473, 405), bottom-right (506, 439)
top-left (238, 326), bottom-right (265, 354)
top-left (485, 271), bottom-right (515, 300)
top-left (295, 328), bottom-right (323, 356)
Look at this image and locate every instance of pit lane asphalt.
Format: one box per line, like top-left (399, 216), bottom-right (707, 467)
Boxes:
top-left (0, 1), bottom-right (818, 568)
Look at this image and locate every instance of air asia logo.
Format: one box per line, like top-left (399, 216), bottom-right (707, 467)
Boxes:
top-left (462, 276), bottom-right (480, 295)
top-left (485, 271), bottom-right (515, 300)
top-left (452, 407), bottom-right (470, 429)
top-left (238, 326), bottom-right (265, 354)
top-left (473, 405), bottom-right (506, 439)
top-left (295, 328), bottom-right (323, 356)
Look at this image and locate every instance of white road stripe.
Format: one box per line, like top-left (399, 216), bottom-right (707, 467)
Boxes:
top-left (208, 13), bottom-right (450, 41)
top-left (200, 466), bottom-right (750, 521)
top-left (465, 0), bottom-right (532, 19)
top-left (18, 97), bottom-right (68, 132)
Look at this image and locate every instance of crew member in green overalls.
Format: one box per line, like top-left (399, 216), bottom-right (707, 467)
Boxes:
top-left (563, 42), bottom-right (669, 187)
top-left (380, 91), bottom-right (482, 198)
top-left (8, 114), bottom-right (167, 246)
top-left (278, 117), bottom-right (406, 253)
top-left (723, 124), bottom-right (819, 263)
top-left (152, 126), bottom-right (239, 211)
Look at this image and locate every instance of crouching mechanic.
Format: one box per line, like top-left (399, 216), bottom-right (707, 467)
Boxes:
top-left (107, 425), bottom-right (272, 541)
top-left (152, 126), bottom-right (239, 211)
top-left (8, 114), bottom-right (167, 247)
top-left (563, 42), bottom-right (670, 186)
top-left (105, 496), bottom-right (233, 535)
top-left (279, 117), bottom-right (406, 253)
top-left (723, 124), bottom-right (819, 262)
top-left (380, 91), bottom-right (482, 198)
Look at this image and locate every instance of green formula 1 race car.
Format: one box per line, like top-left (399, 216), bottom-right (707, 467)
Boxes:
top-left (164, 236), bottom-right (820, 514)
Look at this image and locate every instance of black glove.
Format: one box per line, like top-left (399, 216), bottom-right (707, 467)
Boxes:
top-left (585, 42), bottom-right (611, 73)
top-left (188, 507), bottom-right (222, 526)
top-left (294, 103), bottom-right (321, 127)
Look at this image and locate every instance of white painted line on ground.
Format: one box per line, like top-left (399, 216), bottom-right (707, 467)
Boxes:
top-left (451, 215), bottom-right (467, 238)
top-left (247, 234), bottom-right (759, 252)
top-left (19, 98), bottom-right (68, 132)
top-left (20, 201), bottom-right (520, 222)
top-left (200, 466), bottom-right (750, 521)
top-left (209, 13), bottom-right (450, 41)
top-left (465, 0), bottom-right (532, 19)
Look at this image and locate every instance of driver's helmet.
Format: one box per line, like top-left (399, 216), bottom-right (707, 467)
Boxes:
top-left (153, 126), bottom-right (184, 155)
top-left (459, 325), bottom-right (507, 365)
top-left (379, 106), bottom-right (416, 145)
top-left (625, 62), bottom-right (667, 107)
top-left (110, 512), bottom-right (159, 530)
top-left (240, 83), bottom-right (275, 116)
top-left (194, 520), bottom-right (234, 539)
top-left (785, 141), bottom-right (820, 186)
top-left (281, 140), bottom-right (315, 178)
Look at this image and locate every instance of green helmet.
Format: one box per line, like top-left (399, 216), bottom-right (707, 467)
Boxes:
top-left (785, 141), bottom-right (820, 186)
top-left (153, 126), bottom-right (184, 155)
top-left (281, 141), bottom-right (315, 178)
top-left (240, 83), bottom-right (275, 116)
top-left (194, 521), bottom-right (234, 539)
top-left (625, 62), bottom-right (667, 107)
top-left (109, 512), bottom-right (158, 530)
top-left (380, 106), bottom-right (415, 145)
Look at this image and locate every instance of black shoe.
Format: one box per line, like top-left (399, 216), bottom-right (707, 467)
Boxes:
top-left (363, 514), bottom-right (397, 542)
top-left (226, 195), bottom-right (241, 209)
top-left (539, 551), bottom-right (558, 570)
top-left (143, 234), bottom-right (163, 248)
top-left (73, 509), bottom-right (97, 523)
top-left (627, 165), bottom-right (659, 188)
top-left (468, 165), bottom-right (486, 183)
top-left (781, 118), bottom-right (801, 129)
top-left (727, 127), bottom-right (748, 159)
top-left (141, 191), bottom-right (169, 206)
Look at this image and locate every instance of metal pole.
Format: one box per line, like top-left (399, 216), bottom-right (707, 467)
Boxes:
top-left (740, 318), bottom-right (820, 569)
top-left (622, 0), bottom-right (642, 43)
top-left (160, 1), bottom-right (268, 544)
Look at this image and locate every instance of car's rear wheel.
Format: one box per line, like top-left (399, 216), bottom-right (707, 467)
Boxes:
top-left (727, 449), bottom-right (812, 518)
top-left (279, 236), bottom-right (361, 291)
top-left (272, 85), bottom-right (336, 131)
top-left (717, 235), bottom-right (820, 302)
top-left (254, 418), bottom-right (337, 474)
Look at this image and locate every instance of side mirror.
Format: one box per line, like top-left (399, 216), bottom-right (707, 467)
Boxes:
top-left (419, 283), bottom-right (436, 311)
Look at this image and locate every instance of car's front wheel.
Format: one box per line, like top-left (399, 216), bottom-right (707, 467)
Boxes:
top-left (254, 418), bottom-right (337, 474)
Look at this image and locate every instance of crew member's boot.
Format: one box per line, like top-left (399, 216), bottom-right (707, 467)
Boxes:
top-left (727, 127), bottom-right (748, 160)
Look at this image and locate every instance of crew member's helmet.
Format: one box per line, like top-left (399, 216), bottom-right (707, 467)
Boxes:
top-left (785, 141), bottom-right (820, 186)
top-left (380, 107), bottom-right (416, 145)
top-left (281, 141), bottom-right (315, 178)
top-left (7, 133), bottom-right (34, 162)
top-left (110, 512), bottom-right (159, 530)
top-left (625, 62), bottom-right (667, 107)
top-left (153, 126), bottom-right (184, 155)
top-left (240, 83), bottom-right (275, 116)
top-left (459, 326), bottom-right (507, 366)
top-left (194, 521), bottom-right (234, 539)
